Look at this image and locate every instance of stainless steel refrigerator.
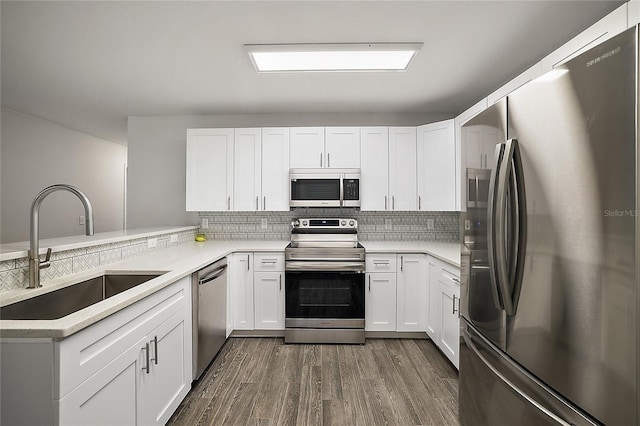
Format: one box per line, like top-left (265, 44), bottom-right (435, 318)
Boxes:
top-left (459, 26), bottom-right (638, 425)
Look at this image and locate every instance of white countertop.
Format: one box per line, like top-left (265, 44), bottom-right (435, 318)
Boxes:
top-left (0, 239), bottom-right (460, 339)
top-left (0, 226), bottom-right (198, 261)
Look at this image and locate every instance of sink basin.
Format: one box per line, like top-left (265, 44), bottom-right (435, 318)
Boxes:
top-left (0, 273), bottom-right (164, 320)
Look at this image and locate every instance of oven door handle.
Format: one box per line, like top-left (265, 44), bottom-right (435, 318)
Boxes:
top-left (285, 261), bottom-right (365, 272)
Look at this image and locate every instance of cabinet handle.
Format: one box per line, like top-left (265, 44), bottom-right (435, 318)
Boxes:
top-left (320, 153), bottom-right (323, 167)
top-left (392, 196), bottom-right (395, 210)
top-left (452, 277), bottom-right (461, 284)
top-left (453, 294), bottom-right (458, 315)
top-left (327, 152), bottom-right (330, 167)
top-left (368, 275), bottom-right (371, 292)
top-left (142, 342), bottom-right (150, 374)
top-left (384, 196), bottom-right (388, 210)
top-left (418, 196), bottom-right (421, 210)
top-left (263, 196), bottom-right (266, 210)
top-left (400, 256), bottom-right (403, 271)
top-left (227, 196), bottom-right (231, 211)
top-left (279, 274), bottom-right (282, 291)
top-left (247, 254), bottom-right (250, 271)
top-left (261, 259), bottom-right (278, 264)
top-left (373, 260), bottom-right (390, 265)
top-left (150, 336), bottom-right (158, 365)
top-left (480, 153), bottom-right (484, 168)
top-left (256, 196), bottom-right (259, 211)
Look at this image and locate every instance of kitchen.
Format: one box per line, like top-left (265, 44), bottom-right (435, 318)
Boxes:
top-left (1, 1), bottom-right (639, 425)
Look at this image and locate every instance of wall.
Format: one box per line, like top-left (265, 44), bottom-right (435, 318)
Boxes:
top-left (126, 112), bottom-right (450, 229)
top-left (0, 108), bottom-right (127, 243)
top-left (197, 209), bottom-right (459, 242)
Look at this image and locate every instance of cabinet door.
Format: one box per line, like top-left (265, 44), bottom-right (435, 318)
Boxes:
top-left (396, 254), bottom-right (427, 331)
top-left (388, 127), bottom-right (417, 211)
top-left (261, 128), bottom-right (290, 211)
top-left (290, 127), bottom-right (325, 168)
top-left (138, 309), bottom-right (192, 426)
top-left (426, 259), bottom-right (442, 341)
top-left (439, 276), bottom-right (460, 369)
top-left (58, 337), bottom-right (142, 426)
top-left (230, 253), bottom-right (254, 330)
top-left (360, 127), bottom-right (389, 211)
top-left (325, 127), bottom-right (360, 168)
top-left (233, 128), bottom-right (262, 211)
top-left (365, 273), bottom-right (397, 331)
top-left (462, 125), bottom-right (484, 170)
top-left (417, 120), bottom-right (456, 211)
top-left (186, 129), bottom-right (234, 211)
top-left (254, 272), bottom-right (285, 330)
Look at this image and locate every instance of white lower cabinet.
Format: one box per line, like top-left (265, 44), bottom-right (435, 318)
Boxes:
top-left (427, 256), bottom-right (461, 369)
top-left (365, 272), bottom-right (397, 331)
top-left (230, 253), bottom-right (255, 330)
top-left (253, 252), bottom-right (285, 330)
top-left (0, 277), bottom-right (192, 426)
top-left (396, 254), bottom-right (428, 331)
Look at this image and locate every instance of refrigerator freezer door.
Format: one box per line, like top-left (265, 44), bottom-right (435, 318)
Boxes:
top-left (460, 322), bottom-right (598, 426)
top-left (506, 27), bottom-right (637, 425)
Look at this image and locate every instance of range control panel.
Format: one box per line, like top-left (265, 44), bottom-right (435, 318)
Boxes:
top-left (291, 218), bottom-right (357, 230)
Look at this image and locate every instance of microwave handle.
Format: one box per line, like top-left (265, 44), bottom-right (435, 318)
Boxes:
top-left (339, 174), bottom-right (344, 207)
top-left (320, 153), bottom-right (323, 168)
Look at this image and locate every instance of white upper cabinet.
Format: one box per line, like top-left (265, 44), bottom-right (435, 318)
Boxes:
top-left (360, 127), bottom-right (390, 211)
top-left (417, 120), bottom-right (456, 211)
top-left (325, 127), bottom-right (361, 168)
top-left (261, 128), bottom-right (290, 211)
top-left (455, 98), bottom-right (488, 212)
top-left (186, 128), bottom-right (234, 211)
top-left (289, 127), bottom-right (325, 168)
top-left (388, 127), bottom-right (417, 211)
top-left (630, 0), bottom-right (640, 27)
top-left (233, 128), bottom-right (262, 211)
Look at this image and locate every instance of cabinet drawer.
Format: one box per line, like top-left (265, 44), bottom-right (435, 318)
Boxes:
top-left (56, 277), bottom-right (190, 399)
top-left (366, 254), bottom-right (397, 272)
top-left (253, 252), bottom-right (285, 271)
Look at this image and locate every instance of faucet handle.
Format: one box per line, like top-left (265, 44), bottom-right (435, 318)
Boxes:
top-left (39, 248), bottom-right (52, 269)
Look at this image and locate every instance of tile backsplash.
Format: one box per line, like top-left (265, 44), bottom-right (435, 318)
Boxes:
top-left (197, 209), bottom-right (459, 242)
top-left (0, 229), bottom-right (196, 292)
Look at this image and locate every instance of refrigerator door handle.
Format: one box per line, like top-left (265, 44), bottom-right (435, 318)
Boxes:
top-left (507, 139), bottom-right (527, 314)
top-left (463, 327), bottom-right (573, 426)
top-left (487, 143), bottom-right (506, 310)
top-left (495, 140), bottom-right (515, 315)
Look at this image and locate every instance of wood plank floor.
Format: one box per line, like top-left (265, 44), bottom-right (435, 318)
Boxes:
top-left (168, 338), bottom-right (459, 426)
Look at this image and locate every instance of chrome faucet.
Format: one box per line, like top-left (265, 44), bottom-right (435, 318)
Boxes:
top-left (29, 184), bottom-right (94, 289)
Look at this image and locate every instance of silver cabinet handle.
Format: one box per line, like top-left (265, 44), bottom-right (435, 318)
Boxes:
top-left (320, 153), bottom-right (323, 167)
top-left (261, 259), bottom-right (278, 264)
top-left (392, 196), bottom-right (395, 210)
top-left (227, 196), bottom-right (231, 211)
top-left (400, 256), bottom-right (403, 271)
top-left (247, 254), bottom-right (250, 271)
top-left (384, 196), bottom-right (388, 210)
top-left (327, 152), bottom-right (330, 167)
top-left (256, 196), bottom-right (259, 211)
top-left (373, 260), bottom-right (390, 265)
top-left (142, 342), bottom-right (150, 374)
top-left (453, 294), bottom-right (458, 315)
top-left (452, 277), bottom-right (461, 284)
top-left (279, 274), bottom-right (282, 291)
top-left (368, 275), bottom-right (371, 292)
top-left (418, 196), bottom-right (421, 210)
top-left (150, 336), bottom-right (158, 365)
top-left (263, 196), bottom-right (266, 210)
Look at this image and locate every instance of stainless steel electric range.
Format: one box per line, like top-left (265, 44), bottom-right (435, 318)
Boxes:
top-left (284, 218), bottom-right (365, 344)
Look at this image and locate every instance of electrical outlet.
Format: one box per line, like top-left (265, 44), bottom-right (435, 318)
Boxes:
top-left (261, 218), bottom-right (268, 229)
top-left (427, 219), bottom-right (435, 230)
top-left (464, 220), bottom-right (471, 230)
top-left (147, 238), bottom-right (157, 248)
top-left (79, 216), bottom-right (85, 225)
top-left (201, 218), bottom-right (209, 229)
top-left (385, 219), bottom-right (392, 231)
top-left (170, 234), bottom-right (178, 243)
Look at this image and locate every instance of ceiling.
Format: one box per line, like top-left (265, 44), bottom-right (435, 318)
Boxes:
top-left (1, 1), bottom-right (624, 145)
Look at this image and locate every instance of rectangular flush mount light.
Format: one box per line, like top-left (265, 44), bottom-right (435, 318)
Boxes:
top-left (245, 43), bottom-right (423, 72)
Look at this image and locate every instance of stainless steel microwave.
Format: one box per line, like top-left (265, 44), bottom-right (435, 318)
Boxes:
top-left (290, 169), bottom-right (361, 208)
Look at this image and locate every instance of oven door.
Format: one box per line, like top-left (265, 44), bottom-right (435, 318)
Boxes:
top-left (285, 270), bottom-right (365, 328)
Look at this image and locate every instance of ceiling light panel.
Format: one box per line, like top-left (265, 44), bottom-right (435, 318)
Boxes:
top-left (245, 43), bottom-right (423, 73)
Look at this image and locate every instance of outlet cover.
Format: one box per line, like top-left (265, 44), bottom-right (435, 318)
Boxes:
top-left (170, 234), bottom-right (178, 243)
top-left (147, 238), bottom-right (157, 248)
top-left (464, 220), bottom-right (471, 230)
top-left (201, 218), bottom-right (209, 229)
top-left (79, 215), bottom-right (85, 225)
top-left (384, 219), bottom-right (392, 231)
top-left (261, 218), bottom-right (268, 229)
top-left (427, 219), bottom-right (435, 230)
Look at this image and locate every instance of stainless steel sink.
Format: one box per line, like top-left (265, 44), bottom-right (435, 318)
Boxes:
top-left (0, 273), bottom-right (164, 320)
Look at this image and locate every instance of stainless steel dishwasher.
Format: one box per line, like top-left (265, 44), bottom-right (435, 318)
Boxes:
top-left (192, 257), bottom-right (227, 380)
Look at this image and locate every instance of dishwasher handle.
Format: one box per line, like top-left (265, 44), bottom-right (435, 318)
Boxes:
top-left (199, 265), bottom-right (227, 285)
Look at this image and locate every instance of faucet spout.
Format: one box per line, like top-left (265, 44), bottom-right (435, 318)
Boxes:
top-left (29, 184), bottom-right (95, 289)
